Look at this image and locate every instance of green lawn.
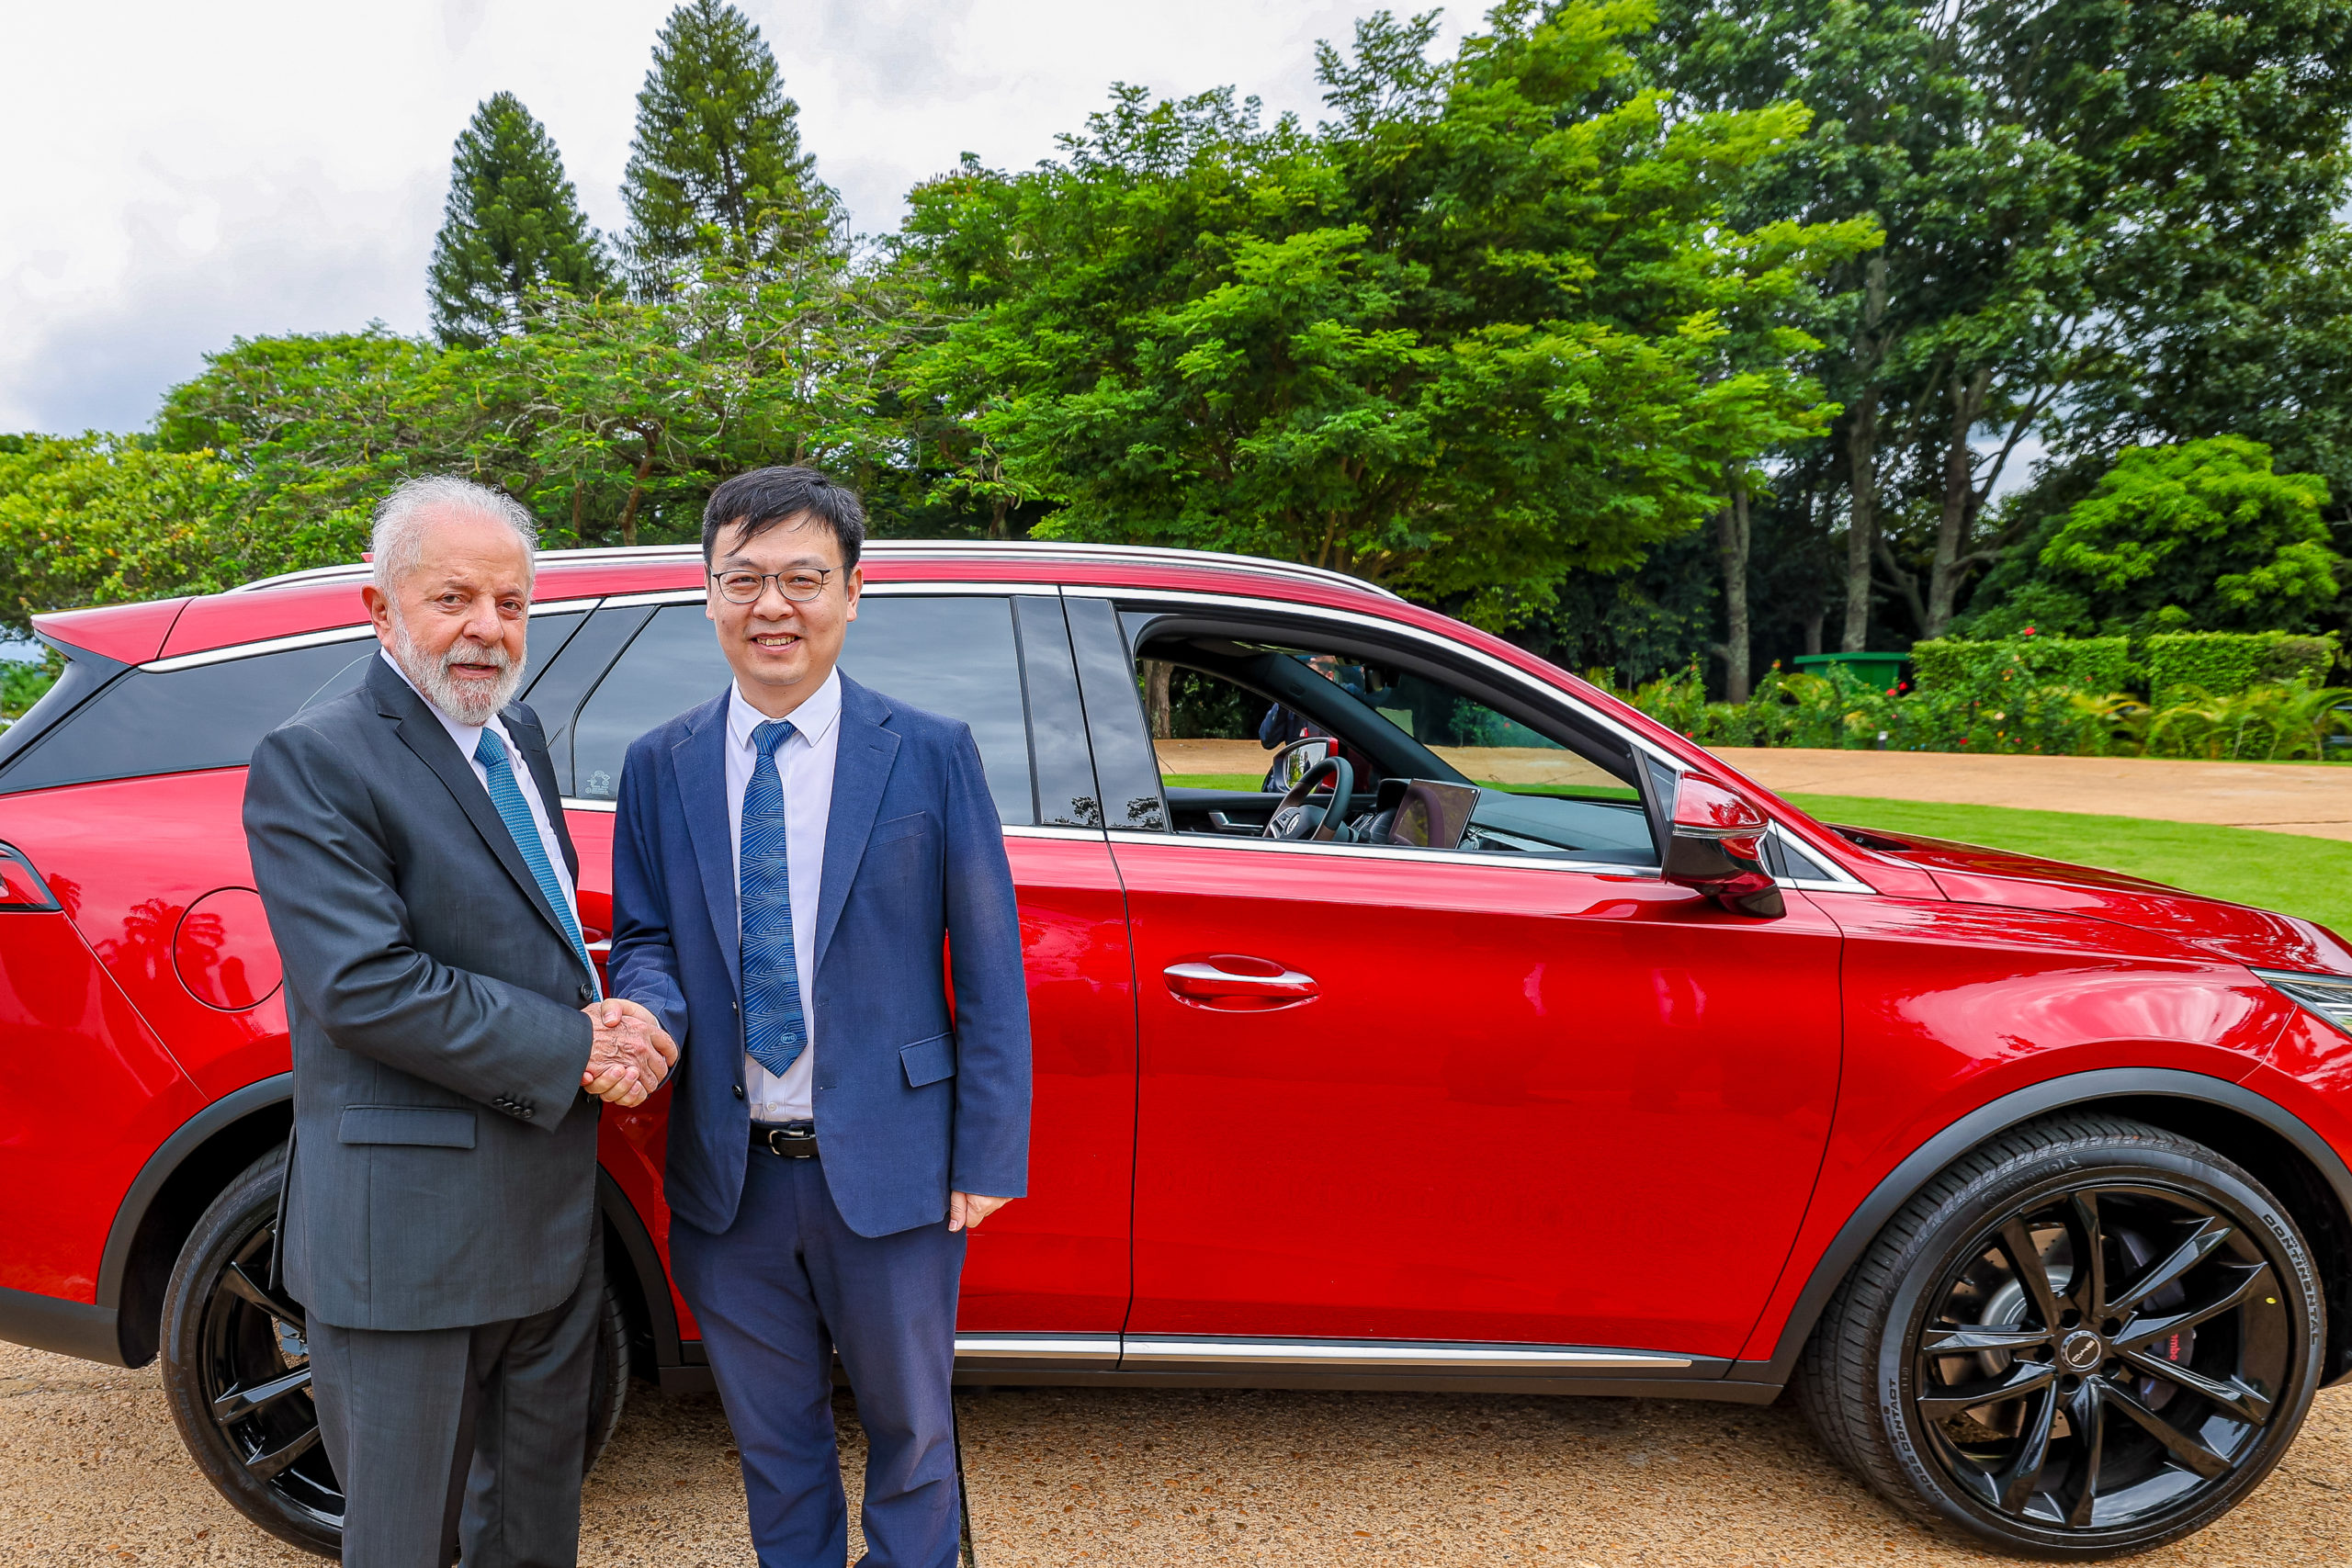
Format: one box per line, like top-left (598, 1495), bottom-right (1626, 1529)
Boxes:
top-left (1785, 794), bottom-right (2352, 935)
top-left (1159, 773), bottom-right (2352, 932)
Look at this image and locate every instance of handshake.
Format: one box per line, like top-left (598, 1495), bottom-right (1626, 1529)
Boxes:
top-left (580, 998), bottom-right (679, 1108)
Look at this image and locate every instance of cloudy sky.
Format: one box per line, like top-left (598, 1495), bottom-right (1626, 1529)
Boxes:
top-left (3, 0), bottom-right (1450, 436)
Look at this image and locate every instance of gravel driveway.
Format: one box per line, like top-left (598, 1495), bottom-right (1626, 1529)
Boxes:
top-left (6, 1340), bottom-right (2348, 1565)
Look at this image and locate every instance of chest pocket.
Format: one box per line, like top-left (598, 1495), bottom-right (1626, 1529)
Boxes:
top-left (865, 813), bottom-right (933, 883)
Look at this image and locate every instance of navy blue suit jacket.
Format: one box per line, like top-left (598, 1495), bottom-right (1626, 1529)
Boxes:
top-left (608, 673), bottom-right (1031, 1238)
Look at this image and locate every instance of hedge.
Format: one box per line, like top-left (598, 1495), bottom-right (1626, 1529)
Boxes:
top-left (2147, 631), bottom-right (2341, 704)
top-left (1909, 636), bottom-right (2135, 695)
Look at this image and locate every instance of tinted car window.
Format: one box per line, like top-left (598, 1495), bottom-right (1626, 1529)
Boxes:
top-left (0, 636), bottom-right (379, 795)
top-left (570, 596), bottom-right (1038, 823)
top-left (0, 613), bottom-right (589, 796)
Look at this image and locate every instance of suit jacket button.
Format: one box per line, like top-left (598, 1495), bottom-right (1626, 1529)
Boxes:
top-left (732, 1084), bottom-right (746, 1100)
top-left (578, 985), bottom-right (593, 1003)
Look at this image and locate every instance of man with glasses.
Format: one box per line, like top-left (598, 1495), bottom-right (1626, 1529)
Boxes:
top-left (606, 467), bottom-right (1031, 1567)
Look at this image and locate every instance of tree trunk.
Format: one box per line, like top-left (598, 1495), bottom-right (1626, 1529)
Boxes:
top-left (1841, 255), bottom-right (1890, 653)
top-left (1143, 660), bottom-right (1173, 740)
top-left (1714, 468), bottom-right (1753, 704)
top-left (1842, 389), bottom-right (1879, 652)
top-left (616, 440), bottom-right (658, 547)
top-left (1924, 367), bottom-right (1992, 638)
top-left (1803, 611), bottom-right (1824, 658)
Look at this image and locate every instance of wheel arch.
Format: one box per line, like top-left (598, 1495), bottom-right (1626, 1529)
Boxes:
top-left (595, 1166), bottom-right (685, 1385)
top-left (100, 1075), bottom-right (293, 1369)
top-left (1747, 1067), bottom-right (2352, 1389)
top-left (104, 1078), bottom-right (687, 1382)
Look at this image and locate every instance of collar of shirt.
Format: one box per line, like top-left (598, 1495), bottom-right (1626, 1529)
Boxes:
top-left (378, 648), bottom-right (518, 765)
top-left (726, 668), bottom-right (844, 759)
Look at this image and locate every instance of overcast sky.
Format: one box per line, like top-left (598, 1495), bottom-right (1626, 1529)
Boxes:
top-left (3, 0), bottom-right (1449, 435)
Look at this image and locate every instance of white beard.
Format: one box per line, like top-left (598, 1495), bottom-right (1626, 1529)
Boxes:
top-left (390, 612), bottom-right (526, 728)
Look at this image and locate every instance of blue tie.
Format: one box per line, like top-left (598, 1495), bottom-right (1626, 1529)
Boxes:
top-left (741, 719), bottom-right (808, 1078)
top-left (473, 730), bottom-right (600, 998)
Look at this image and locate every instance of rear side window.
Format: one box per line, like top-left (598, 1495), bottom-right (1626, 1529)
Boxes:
top-left (0, 612), bottom-right (588, 795)
top-left (0, 637), bottom-right (379, 795)
top-left (569, 596), bottom-right (1040, 823)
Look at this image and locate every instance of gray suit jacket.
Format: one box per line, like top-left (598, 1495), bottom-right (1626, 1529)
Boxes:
top-left (243, 656), bottom-right (599, 1332)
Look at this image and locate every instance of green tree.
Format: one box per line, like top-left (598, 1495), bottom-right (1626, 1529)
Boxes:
top-left (428, 93), bottom-right (616, 347)
top-left (2032, 437), bottom-right (2339, 637)
top-left (151, 262), bottom-right (922, 563)
top-left (620, 0), bottom-right (842, 288)
top-left (1648, 0), bottom-right (2352, 651)
top-left (900, 3), bottom-right (1873, 631)
top-left (0, 434), bottom-right (246, 636)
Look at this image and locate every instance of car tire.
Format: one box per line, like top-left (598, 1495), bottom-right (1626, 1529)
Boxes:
top-left (1796, 1114), bottom-right (2324, 1559)
top-left (159, 1145), bottom-right (633, 1560)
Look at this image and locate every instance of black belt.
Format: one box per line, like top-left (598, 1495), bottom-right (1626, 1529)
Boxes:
top-left (751, 1119), bottom-right (819, 1159)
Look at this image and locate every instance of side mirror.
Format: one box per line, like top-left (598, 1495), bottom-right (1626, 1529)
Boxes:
top-left (1661, 773), bottom-right (1784, 917)
top-left (1262, 737), bottom-right (1333, 793)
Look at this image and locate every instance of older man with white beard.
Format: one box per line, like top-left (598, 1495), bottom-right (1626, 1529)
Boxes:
top-left (243, 476), bottom-right (675, 1568)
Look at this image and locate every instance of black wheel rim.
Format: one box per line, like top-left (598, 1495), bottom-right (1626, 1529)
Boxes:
top-left (1913, 1181), bottom-right (2294, 1533)
top-left (200, 1218), bottom-right (344, 1529)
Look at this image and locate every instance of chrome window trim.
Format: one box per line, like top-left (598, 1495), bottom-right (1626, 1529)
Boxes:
top-left (232, 540), bottom-right (1402, 602)
top-left (1104, 827), bottom-right (1659, 880)
top-left (142, 624), bottom-right (376, 673)
top-left (1118, 1336), bottom-right (1692, 1371)
top-left (1068, 583), bottom-right (1682, 771)
top-left (1004, 824), bottom-right (1107, 842)
top-left (138, 598), bottom-right (603, 674)
top-left (1770, 823), bottom-right (1875, 894)
top-left (595, 581), bottom-right (1048, 612)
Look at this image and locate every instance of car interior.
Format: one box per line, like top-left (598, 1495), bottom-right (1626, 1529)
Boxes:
top-left (1127, 620), bottom-right (1662, 868)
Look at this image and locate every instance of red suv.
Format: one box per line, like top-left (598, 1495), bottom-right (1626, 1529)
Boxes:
top-left (4, 541), bottom-right (2350, 1559)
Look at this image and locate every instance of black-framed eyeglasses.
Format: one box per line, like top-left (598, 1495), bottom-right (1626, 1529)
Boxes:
top-left (710, 568), bottom-right (835, 604)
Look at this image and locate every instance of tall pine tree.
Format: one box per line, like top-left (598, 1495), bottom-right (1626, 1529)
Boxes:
top-left (427, 93), bottom-right (616, 347)
top-left (620, 0), bottom-right (842, 288)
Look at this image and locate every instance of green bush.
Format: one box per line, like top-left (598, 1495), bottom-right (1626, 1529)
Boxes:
top-left (0, 651), bottom-right (61, 721)
top-left (2142, 682), bottom-right (2352, 761)
top-left (1909, 635), bottom-right (2135, 695)
top-left (2146, 631), bottom-right (2341, 705)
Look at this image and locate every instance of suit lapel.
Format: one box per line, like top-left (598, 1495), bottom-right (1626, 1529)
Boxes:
top-left (367, 658), bottom-right (574, 953)
top-left (672, 690), bottom-right (741, 992)
top-left (503, 706), bottom-right (578, 881)
top-left (813, 675), bottom-right (901, 975)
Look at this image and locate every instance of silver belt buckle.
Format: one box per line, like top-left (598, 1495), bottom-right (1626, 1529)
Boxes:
top-left (763, 1122), bottom-right (816, 1157)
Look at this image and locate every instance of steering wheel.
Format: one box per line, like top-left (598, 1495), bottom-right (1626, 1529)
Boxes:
top-left (1264, 755), bottom-right (1355, 841)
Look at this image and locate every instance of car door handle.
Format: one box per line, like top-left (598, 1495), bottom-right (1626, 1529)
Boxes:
top-left (1163, 960), bottom-right (1320, 1006)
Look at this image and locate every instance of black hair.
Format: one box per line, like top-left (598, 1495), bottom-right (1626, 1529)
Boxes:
top-left (701, 466), bottom-right (866, 571)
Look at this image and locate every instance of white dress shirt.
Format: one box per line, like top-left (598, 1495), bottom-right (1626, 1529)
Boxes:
top-left (725, 671), bottom-right (842, 1121)
top-left (379, 649), bottom-right (582, 930)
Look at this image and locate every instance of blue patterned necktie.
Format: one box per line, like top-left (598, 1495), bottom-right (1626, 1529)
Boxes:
top-left (473, 729), bottom-right (601, 998)
top-left (741, 719), bottom-right (808, 1078)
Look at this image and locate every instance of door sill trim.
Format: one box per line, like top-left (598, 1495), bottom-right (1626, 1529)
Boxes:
top-left (951, 1332), bottom-right (1698, 1374)
top-left (1121, 1335), bottom-right (1692, 1371)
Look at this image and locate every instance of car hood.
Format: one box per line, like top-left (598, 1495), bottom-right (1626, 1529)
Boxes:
top-left (1827, 823), bottom-right (2352, 974)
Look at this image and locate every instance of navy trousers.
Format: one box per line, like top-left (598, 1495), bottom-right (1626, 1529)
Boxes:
top-left (670, 1148), bottom-right (966, 1568)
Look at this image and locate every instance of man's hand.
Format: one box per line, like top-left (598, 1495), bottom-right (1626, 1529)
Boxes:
top-left (948, 1192), bottom-right (1012, 1233)
top-left (582, 998), bottom-right (678, 1108)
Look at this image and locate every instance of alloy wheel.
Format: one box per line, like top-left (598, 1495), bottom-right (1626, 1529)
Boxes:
top-left (1912, 1181), bottom-right (2294, 1533)
top-left (197, 1218), bottom-right (345, 1533)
